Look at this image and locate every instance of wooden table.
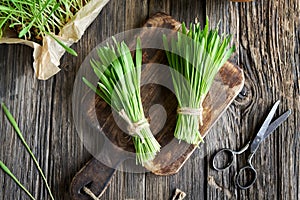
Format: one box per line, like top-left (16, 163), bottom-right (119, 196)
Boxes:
top-left (0, 0), bottom-right (299, 199)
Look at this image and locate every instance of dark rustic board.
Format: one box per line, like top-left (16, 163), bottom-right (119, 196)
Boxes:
top-left (70, 13), bottom-right (244, 199)
top-left (0, 0), bottom-right (299, 200)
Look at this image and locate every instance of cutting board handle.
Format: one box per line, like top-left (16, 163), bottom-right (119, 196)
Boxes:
top-left (70, 158), bottom-right (119, 200)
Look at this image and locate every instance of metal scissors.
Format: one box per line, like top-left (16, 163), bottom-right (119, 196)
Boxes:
top-left (212, 100), bottom-right (291, 189)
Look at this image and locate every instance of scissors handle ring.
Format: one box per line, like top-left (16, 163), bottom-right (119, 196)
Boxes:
top-left (235, 165), bottom-right (257, 190)
top-left (212, 149), bottom-right (235, 171)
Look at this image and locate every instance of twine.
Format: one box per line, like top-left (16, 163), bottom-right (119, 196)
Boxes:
top-left (177, 107), bottom-right (203, 116)
top-left (177, 96), bottom-right (205, 126)
top-left (83, 184), bottom-right (108, 200)
top-left (83, 187), bottom-right (186, 200)
top-left (83, 186), bottom-right (100, 200)
top-left (177, 106), bottom-right (203, 126)
top-left (177, 106), bottom-right (204, 126)
top-left (118, 109), bottom-right (149, 143)
top-left (172, 188), bottom-right (187, 200)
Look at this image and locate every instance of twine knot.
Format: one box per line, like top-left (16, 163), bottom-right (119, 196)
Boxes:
top-left (118, 109), bottom-right (149, 143)
top-left (177, 107), bottom-right (203, 116)
top-left (177, 96), bottom-right (205, 126)
top-left (177, 106), bottom-right (204, 126)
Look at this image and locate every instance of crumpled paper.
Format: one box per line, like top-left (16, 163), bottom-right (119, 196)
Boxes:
top-left (0, 0), bottom-right (110, 80)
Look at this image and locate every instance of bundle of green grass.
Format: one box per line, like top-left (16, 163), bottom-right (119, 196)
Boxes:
top-left (0, 0), bottom-right (90, 55)
top-left (83, 38), bottom-right (161, 165)
top-left (163, 19), bottom-right (235, 145)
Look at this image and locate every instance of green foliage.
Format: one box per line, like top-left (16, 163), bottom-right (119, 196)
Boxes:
top-left (1, 103), bottom-right (55, 200)
top-left (0, 0), bottom-right (90, 55)
top-left (0, 161), bottom-right (35, 200)
top-left (83, 38), bottom-right (160, 165)
top-left (163, 19), bottom-right (235, 144)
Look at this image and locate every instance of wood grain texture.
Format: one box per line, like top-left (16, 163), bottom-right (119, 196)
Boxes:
top-left (0, 0), bottom-right (299, 200)
top-left (69, 13), bottom-right (244, 199)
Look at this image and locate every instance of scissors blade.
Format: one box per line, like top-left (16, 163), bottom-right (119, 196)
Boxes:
top-left (263, 109), bottom-right (291, 140)
top-left (250, 100), bottom-right (280, 153)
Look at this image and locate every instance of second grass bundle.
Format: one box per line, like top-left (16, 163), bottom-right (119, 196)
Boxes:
top-left (163, 19), bottom-right (235, 145)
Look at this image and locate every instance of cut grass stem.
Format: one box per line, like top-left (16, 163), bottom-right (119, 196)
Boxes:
top-left (1, 103), bottom-right (55, 200)
top-left (0, 161), bottom-right (35, 200)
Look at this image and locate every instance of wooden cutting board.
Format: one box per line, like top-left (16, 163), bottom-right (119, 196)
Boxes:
top-left (70, 13), bottom-right (244, 200)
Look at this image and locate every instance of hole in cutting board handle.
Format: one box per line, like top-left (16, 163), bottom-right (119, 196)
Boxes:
top-left (79, 181), bottom-right (93, 195)
top-left (70, 158), bottom-right (120, 200)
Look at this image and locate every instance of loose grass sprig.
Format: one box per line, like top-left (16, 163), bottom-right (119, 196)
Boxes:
top-left (1, 103), bottom-right (55, 200)
top-left (163, 19), bottom-right (235, 145)
top-left (83, 38), bottom-right (161, 165)
top-left (0, 161), bottom-right (35, 200)
top-left (0, 0), bottom-right (90, 56)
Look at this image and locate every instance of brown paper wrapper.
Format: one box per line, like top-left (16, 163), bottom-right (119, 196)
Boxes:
top-left (0, 0), bottom-right (110, 80)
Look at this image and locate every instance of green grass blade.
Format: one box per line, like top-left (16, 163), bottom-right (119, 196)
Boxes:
top-left (46, 32), bottom-right (77, 56)
top-left (82, 77), bottom-right (105, 100)
top-left (0, 161), bottom-right (36, 200)
top-left (1, 103), bottom-right (55, 200)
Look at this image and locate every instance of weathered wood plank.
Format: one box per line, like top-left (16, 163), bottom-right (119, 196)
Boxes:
top-left (148, 0), bottom-right (171, 17)
top-left (170, 0), bottom-right (206, 25)
top-left (205, 1), bottom-right (244, 199)
top-left (0, 0), bottom-right (299, 199)
top-left (145, 1), bottom-right (209, 199)
top-left (206, 0), bottom-right (300, 200)
top-left (148, 1), bottom-right (208, 199)
top-left (94, 0), bottom-right (146, 199)
top-left (146, 2), bottom-right (205, 199)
